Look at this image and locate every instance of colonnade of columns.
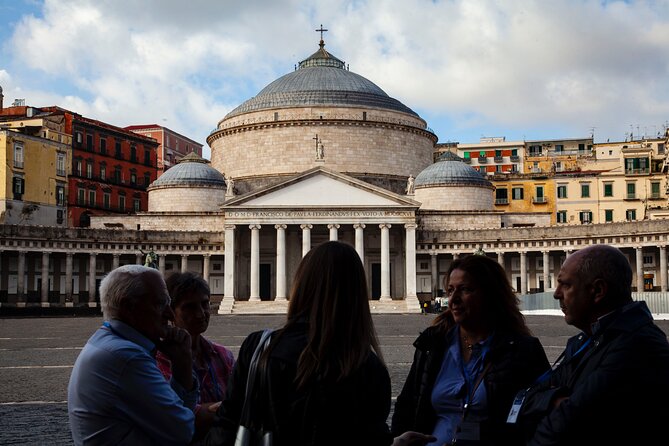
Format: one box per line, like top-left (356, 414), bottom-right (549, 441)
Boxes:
top-left (222, 222), bottom-right (418, 302)
top-left (0, 250), bottom-right (216, 305)
top-left (425, 245), bottom-right (669, 295)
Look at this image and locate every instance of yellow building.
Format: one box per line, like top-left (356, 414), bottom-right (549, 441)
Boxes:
top-left (491, 173), bottom-right (556, 225)
top-left (0, 114), bottom-right (70, 226)
top-left (553, 138), bottom-right (667, 225)
top-left (524, 137), bottom-right (594, 174)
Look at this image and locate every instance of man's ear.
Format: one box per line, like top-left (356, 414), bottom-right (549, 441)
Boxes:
top-left (117, 298), bottom-right (135, 322)
top-left (591, 278), bottom-right (608, 304)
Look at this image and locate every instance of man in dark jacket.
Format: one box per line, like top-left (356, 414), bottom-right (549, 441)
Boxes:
top-left (516, 244), bottom-right (669, 445)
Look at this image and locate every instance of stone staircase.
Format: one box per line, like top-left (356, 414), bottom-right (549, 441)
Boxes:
top-left (217, 298), bottom-right (422, 314)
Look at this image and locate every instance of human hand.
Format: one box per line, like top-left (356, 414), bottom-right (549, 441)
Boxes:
top-left (157, 326), bottom-right (193, 389)
top-left (194, 401), bottom-right (222, 441)
top-left (392, 431), bottom-right (437, 446)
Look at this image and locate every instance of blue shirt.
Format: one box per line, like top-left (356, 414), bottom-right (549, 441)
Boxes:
top-left (428, 328), bottom-right (491, 446)
top-left (68, 319), bottom-right (198, 445)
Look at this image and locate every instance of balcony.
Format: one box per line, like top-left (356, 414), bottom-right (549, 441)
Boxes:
top-left (495, 198), bottom-right (509, 205)
top-left (649, 193), bottom-right (662, 200)
top-left (510, 155), bottom-right (520, 162)
top-left (625, 168), bottom-right (650, 175)
top-left (462, 158), bottom-right (471, 164)
top-left (625, 194), bottom-right (639, 200)
top-left (533, 196), bottom-right (547, 204)
top-left (478, 156), bottom-right (488, 164)
top-left (494, 156), bottom-right (503, 163)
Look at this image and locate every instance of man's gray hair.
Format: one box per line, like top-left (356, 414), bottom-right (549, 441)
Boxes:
top-left (100, 264), bottom-right (163, 320)
top-left (577, 245), bottom-right (632, 302)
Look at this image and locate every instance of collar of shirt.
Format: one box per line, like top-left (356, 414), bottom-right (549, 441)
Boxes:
top-left (105, 319), bottom-right (156, 355)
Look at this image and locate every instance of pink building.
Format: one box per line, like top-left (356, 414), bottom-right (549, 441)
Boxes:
top-left (125, 124), bottom-right (203, 176)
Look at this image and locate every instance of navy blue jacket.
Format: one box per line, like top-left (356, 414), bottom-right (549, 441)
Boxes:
top-left (520, 301), bottom-right (669, 446)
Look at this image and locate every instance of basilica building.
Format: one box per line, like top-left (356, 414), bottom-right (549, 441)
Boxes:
top-left (1, 38), bottom-right (668, 313)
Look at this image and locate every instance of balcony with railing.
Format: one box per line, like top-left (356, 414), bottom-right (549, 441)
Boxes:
top-left (462, 157), bottom-right (471, 164)
top-left (510, 155), bottom-right (520, 162)
top-left (625, 194), bottom-right (639, 200)
top-left (495, 198), bottom-right (509, 205)
top-left (625, 168), bottom-right (650, 175)
top-left (478, 156), bottom-right (488, 164)
top-left (649, 192), bottom-right (663, 200)
top-left (494, 156), bottom-right (503, 163)
top-left (533, 196), bottom-right (547, 204)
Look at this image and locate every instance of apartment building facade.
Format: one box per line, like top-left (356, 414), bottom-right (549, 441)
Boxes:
top-left (0, 110), bottom-right (71, 227)
top-left (125, 124), bottom-right (203, 176)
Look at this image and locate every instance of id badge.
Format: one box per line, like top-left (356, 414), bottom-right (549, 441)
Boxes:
top-left (506, 388), bottom-right (528, 424)
top-left (455, 421), bottom-right (480, 441)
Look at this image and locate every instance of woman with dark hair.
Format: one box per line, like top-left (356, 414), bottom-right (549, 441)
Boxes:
top-left (156, 271), bottom-right (235, 443)
top-left (206, 241), bottom-right (433, 446)
top-left (392, 255), bottom-right (550, 446)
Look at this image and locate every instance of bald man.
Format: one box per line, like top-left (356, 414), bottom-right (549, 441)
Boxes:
top-left (515, 244), bottom-right (669, 445)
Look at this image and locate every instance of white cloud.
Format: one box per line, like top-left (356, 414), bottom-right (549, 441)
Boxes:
top-left (3, 0), bottom-right (669, 148)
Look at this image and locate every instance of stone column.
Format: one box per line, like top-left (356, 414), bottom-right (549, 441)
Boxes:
top-left (328, 224), bottom-right (340, 241)
top-left (660, 245), bottom-right (667, 292)
top-left (275, 224), bottom-right (287, 301)
top-left (300, 224), bottom-right (312, 257)
top-left (430, 251), bottom-right (438, 298)
top-left (453, 253), bottom-right (460, 260)
top-left (203, 254), bottom-right (211, 284)
top-left (17, 251), bottom-right (26, 301)
top-left (542, 250), bottom-right (550, 291)
top-left (181, 254), bottom-right (188, 273)
top-left (405, 224), bottom-right (417, 299)
top-left (223, 224), bottom-right (236, 303)
top-left (497, 251), bottom-right (504, 267)
top-left (354, 223), bottom-right (365, 262)
top-left (158, 254), bottom-right (165, 276)
top-left (65, 253), bottom-right (73, 302)
top-left (379, 223), bottom-right (392, 301)
top-left (249, 224), bottom-right (261, 301)
top-left (636, 247), bottom-right (644, 292)
top-left (135, 253), bottom-right (142, 265)
top-left (88, 252), bottom-right (97, 304)
top-left (520, 251), bottom-right (528, 294)
top-left (41, 251), bottom-right (50, 305)
top-left (112, 254), bottom-right (120, 270)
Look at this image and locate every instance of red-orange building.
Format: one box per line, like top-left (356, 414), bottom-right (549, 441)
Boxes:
top-left (30, 107), bottom-right (159, 226)
top-left (125, 124), bottom-right (202, 176)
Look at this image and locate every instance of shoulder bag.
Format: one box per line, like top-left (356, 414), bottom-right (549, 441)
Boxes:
top-left (235, 329), bottom-right (274, 446)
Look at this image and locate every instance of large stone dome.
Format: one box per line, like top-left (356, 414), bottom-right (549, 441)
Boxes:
top-left (414, 151), bottom-right (494, 211)
top-left (225, 42), bottom-right (417, 118)
top-left (147, 152), bottom-right (227, 212)
top-left (207, 39), bottom-right (436, 195)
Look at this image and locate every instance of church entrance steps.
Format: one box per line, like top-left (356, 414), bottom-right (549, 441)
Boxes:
top-left (218, 298), bottom-right (421, 314)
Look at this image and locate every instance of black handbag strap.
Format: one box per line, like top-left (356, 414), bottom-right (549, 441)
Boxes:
top-left (240, 329), bottom-right (273, 427)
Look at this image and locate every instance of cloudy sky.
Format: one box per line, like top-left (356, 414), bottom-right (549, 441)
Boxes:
top-left (2, 0), bottom-right (669, 158)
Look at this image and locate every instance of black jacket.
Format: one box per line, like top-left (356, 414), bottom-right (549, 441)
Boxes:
top-left (391, 324), bottom-right (549, 445)
top-left (520, 301), bottom-right (669, 446)
top-left (206, 322), bottom-right (394, 446)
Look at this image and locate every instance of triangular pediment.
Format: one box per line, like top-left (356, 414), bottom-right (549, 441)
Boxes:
top-left (222, 167), bottom-right (419, 208)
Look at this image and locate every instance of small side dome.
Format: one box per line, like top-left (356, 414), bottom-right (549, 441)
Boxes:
top-left (415, 151), bottom-right (492, 188)
top-left (149, 152), bottom-right (227, 189)
top-left (414, 151), bottom-right (494, 211)
top-left (147, 152), bottom-right (227, 213)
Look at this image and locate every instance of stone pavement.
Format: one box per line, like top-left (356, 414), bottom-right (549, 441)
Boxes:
top-left (2, 313), bottom-right (667, 445)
